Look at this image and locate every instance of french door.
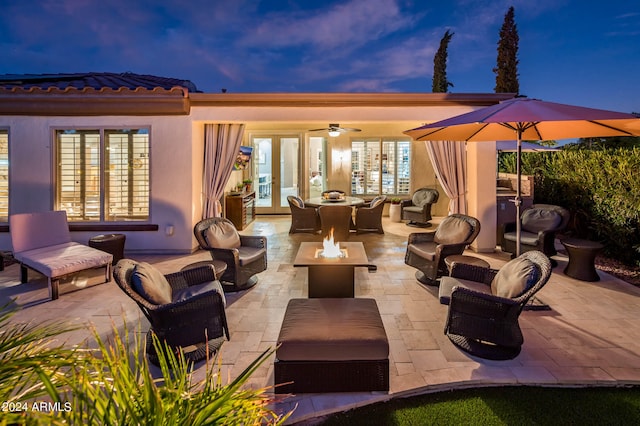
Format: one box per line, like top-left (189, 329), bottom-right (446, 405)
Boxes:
top-left (252, 135), bottom-right (300, 214)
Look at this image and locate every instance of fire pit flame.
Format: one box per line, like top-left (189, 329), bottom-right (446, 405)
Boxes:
top-left (318, 228), bottom-right (347, 258)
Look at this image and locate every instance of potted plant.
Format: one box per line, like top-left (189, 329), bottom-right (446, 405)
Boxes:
top-left (389, 198), bottom-right (402, 222)
top-left (236, 183), bottom-right (244, 193)
top-left (243, 178), bottom-right (253, 192)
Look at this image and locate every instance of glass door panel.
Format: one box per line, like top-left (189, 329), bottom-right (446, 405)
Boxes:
top-left (253, 137), bottom-right (273, 210)
top-left (253, 135), bottom-right (300, 214)
top-left (308, 136), bottom-right (327, 199)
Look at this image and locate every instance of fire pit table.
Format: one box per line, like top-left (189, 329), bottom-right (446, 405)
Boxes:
top-left (293, 241), bottom-right (372, 298)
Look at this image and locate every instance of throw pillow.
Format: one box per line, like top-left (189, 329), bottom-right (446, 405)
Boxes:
top-left (131, 262), bottom-right (172, 305)
top-left (490, 257), bottom-right (539, 298)
top-left (289, 196), bottom-right (304, 208)
top-left (434, 216), bottom-right (473, 245)
top-left (521, 209), bottom-right (562, 234)
top-left (204, 221), bottom-right (241, 249)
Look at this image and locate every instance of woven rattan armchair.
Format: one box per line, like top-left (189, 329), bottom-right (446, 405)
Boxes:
top-left (355, 195), bottom-right (386, 234)
top-left (401, 187), bottom-right (439, 227)
top-left (439, 251), bottom-right (552, 360)
top-left (194, 217), bottom-right (267, 292)
top-left (318, 205), bottom-right (353, 241)
top-left (404, 214), bottom-right (481, 285)
top-left (287, 195), bottom-right (320, 234)
top-left (114, 259), bottom-right (229, 365)
top-left (500, 204), bottom-right (570, 261)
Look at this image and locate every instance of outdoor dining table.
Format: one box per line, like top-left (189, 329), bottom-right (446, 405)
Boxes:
top-left (303, 196), bottom-right (365, 208)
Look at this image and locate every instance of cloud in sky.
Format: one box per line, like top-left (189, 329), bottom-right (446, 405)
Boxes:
top-left (0, 0), bottom-right (638, 112)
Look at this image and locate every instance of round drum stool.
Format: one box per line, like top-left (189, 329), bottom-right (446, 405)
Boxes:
top-left (561, 237), bottom-right (604, 282)
top-left (89, 234), bottom-right (126, 264)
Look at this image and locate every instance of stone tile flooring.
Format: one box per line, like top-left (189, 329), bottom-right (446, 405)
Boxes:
top-left (2, 216), bottom-right (640, 424)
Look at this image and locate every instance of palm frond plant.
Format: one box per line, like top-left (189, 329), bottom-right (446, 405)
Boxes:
top-left (0, 302), bottom-right (81, 425)
top-left (52, 319), bottom-right (293, 425)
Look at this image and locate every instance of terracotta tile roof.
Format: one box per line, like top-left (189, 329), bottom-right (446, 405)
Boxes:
top-left (0, 72), bottom-right (200, 93)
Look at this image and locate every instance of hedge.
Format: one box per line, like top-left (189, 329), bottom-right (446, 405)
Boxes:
top-left (499, 147), bottom-right (640, 265)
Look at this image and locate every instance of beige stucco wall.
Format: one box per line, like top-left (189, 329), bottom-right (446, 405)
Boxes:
top-left (0, 98), bottom-right (501, 254)
top-left (0, 115), bottom-right (196, 254)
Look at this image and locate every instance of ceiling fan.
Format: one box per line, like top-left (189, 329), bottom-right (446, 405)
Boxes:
top-left (308, 123), bottom-right (362, 137)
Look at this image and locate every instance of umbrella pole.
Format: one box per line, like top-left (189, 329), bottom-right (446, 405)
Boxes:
top-left (515, 132), bottom-right (522, 257)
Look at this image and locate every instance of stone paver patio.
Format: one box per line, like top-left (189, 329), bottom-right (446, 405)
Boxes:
top-left (2, 216), bottom-right (640, 424)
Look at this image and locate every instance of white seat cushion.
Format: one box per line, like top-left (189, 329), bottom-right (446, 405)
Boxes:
top-left (15, 242), bottom-right (113, 278)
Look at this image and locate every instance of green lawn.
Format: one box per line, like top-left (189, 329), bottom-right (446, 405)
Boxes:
top-left (318, 386), bottom-right (640, 425)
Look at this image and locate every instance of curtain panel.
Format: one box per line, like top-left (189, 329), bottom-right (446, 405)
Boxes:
top-left (424, 141), bottom-right (467, 215)
top-left (202, 123), bottom-right (245, 219)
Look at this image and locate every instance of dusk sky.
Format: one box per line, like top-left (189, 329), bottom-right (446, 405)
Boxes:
top-left (1, 0), bottom-right (638, 113)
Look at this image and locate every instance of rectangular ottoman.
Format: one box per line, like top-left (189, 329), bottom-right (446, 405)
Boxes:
top-left (274, 298), bottom-right (389, 393)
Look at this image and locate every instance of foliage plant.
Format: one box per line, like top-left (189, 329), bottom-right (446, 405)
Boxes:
top-left (0, 303), bottom-right (80, 425)
top-left (494, 6), bottom-right (519, 94)
top-left (432, 30), bottom-right (454, 93)
top-left (1, 306), bottom-right (292, 425)
top-left (499, 146), bottom-right (640, 265)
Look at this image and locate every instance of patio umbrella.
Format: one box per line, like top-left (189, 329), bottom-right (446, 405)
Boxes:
top-left (404, 96), bottom-right (640, 256)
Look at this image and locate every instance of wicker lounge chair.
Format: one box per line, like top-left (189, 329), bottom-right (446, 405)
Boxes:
top-left (404, 214), bottom-right (481, 285)
top-left (194, 217), bottom-right (267, 292)
top-left (355, 195), bottom-right (386, 234)
top-left (287, 195), bottom-right (320, 234)
top-left (318, 205), bottom-right (353, 241)
top-left (500, 204), bottom-right (570, 261)
top-left (114, 259), bottom-right (229, 365)
top-left (439, 251), bottom-right (552, 360)
top-left (401, 187), bottom-right (439, 227)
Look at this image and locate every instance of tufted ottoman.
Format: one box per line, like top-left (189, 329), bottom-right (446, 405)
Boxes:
top-left (274, 298), bottom-right (389, 393)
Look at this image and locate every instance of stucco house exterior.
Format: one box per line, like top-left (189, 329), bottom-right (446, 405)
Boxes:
top-left (0, 73), bottom-right (512, 255)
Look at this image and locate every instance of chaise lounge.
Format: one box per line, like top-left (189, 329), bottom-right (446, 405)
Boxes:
top-left (9, 211), bottom-right (113, 300)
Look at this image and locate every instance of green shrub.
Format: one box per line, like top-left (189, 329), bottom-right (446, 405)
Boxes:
top-left (499, 147), bottom-right (640, 265)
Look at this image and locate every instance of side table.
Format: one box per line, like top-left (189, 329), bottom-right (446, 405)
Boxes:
top-left (88, 234), bottom-right (126, 265)
top-left (444, 255), bottom-right (490, 274)
top-left (561, 238), bottom-right (604, 282)
top-left (180, 260), bottom-right (228, 282)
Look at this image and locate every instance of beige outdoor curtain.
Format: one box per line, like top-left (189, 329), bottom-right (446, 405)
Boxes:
top-left (202, 123), bottom-right (245, 218)
top-left (424, 140), bottom-right (467, 215)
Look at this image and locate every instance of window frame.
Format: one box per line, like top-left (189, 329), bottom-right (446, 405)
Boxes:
top-left (0, 128), bottom-right (8, 222)
top-left (351, 137), bottom-right (411, 196)
top-left (53, 127), bottom-right (151, 223)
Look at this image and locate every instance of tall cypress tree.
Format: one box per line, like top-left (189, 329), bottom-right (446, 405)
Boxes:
top-left (432, 30), bottom-right (454, 93)
top-left (494, 6), bottom-right (519, 93)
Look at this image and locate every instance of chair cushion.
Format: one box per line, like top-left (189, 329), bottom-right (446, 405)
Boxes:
top-left (503, 231), bottom-right (540, 246)
top-left (289, 196), bottom-right (304, 208)
top-left (131, 262), bottom-right (172, 305)
top-left (403, 206), bottom-right (423, 214)
top-left (204, 221), bottom-right (241, 249)
top-left (434, 217), bottom-right (473, 245)
top-left (407, 241), bottom-right (437, 261)
top-left (14, 242), bottom-right (113, 278)
top-left (439, 276), bottom-right (490, 305)
top-left (521, 209), bottom-right (562, 233)
top-left (172, 280), bottom-right (226, 307)
top-left (412, 189), bottom-right (437, 207)
top-left (370, 196), bottom-right (384, 208)
top-left (490, 257), bottom-right (539, 298)
top-left (237, 246), bottom-right (267, 266)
